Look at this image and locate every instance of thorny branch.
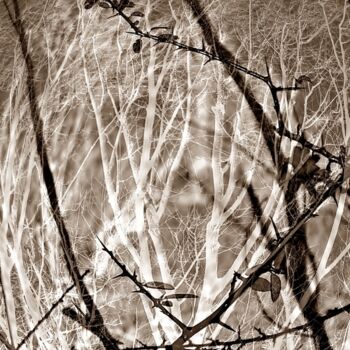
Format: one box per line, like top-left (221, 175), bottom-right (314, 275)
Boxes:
top-left (15, 270), bottom-right (90, 350)
top-left (96, 236), bottom-right (188, 332)
top-left (171, 173), bottom-right (343, 347)
top-left (85, 0), bottom-right (349, 348)
top-left (119, 301), bottom-right (350, 350)
top-left (96, 0), bottom-right (343, 167)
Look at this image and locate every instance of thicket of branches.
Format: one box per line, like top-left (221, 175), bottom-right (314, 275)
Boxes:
top-left (0, 0), bottom-right (349, 349)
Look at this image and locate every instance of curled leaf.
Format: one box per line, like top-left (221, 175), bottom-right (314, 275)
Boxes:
top-left (151, 26), bottom-right (170, 32)
top-left (131, 11), bottom-right (144, 17)
top-left (295, 75), bottom-right (313, 85)
top-left (161, 300), bottom-right (173, 307)
top-left (132, 39), bottom-right (142, 53)
top-left (162, 293), bottom-right (198, 300)
top-left (98, 0), bottom-right (112, 8)
top-left (143, 281), bottom-right (175, 290)
top-left (84, 0), bottom-right (98, 9)
top-left (157, 34), bottom-right (179, 42)
top-left (270, 273), bottom-right (281, 302)
top-left (251, 277), bottom-right (271, 292)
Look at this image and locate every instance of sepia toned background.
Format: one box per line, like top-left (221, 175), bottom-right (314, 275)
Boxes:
top-left (0, 0), bottom-right (349, 349)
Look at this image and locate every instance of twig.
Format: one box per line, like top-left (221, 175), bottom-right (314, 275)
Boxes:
top-left (171, 173), bottom-right (343, 347)
top-left (5, 1), bottom-right (120, 348)
top-left (16, 270), bottom-right (90, 349)
top-left (96, 236), bottom-right (188, 332)
top-left (119, 302), bottom-right (350, 349)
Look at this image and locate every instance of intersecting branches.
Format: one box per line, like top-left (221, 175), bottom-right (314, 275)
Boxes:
top-left (3, 0), bottom-right (120, 348)
top-left (16, 270), bottom-right (90, 350)
top-left (171, 172), bottom-right (343, 347)
top-left (96, 235), bottom-right (188, 333)
top-left (81, 1), bottom-right (349, 349)
top-left (90, 0), bottom-right (342, 171)
top-left (116, 300), bottom-right (350, 349)
top-left (90, 0), bottom-right (288, 85)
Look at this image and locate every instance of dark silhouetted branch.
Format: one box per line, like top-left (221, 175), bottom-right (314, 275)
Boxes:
top-left (16, 271), bottom-right (90, 350)
top-left (4, 1), bottom-right (120, 348)
top-left (96, 236), bottom-right (188, 332)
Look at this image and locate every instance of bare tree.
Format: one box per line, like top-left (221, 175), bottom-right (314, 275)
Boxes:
top-left (0, 0), bottom-right (349, 349)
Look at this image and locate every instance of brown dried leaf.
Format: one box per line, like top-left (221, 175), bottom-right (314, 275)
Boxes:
top-left (157, 34), bottom-right (179, 42)
top-left (84, 0), bottom-right (98, 9)
top-left (270, 273), bottom-right (281, 302)
top-left (143, 281), bottom-right (175, 290)
top-left (162, 294), bottom-right (198, 300)
top-left (251, 277), bottom-right (271, 292)
top-left (161, 300), bottom-right (173, 307)
top-left (98, 1), bottom-right (112, 8)
top-left (132, 39), bottom-right (142, 53)
top-left (131, 11), bottom-right (144, 17)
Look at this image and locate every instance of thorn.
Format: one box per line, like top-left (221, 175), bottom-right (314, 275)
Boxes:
top-left (217, 320), bottom-right (236, 332)
top-left (204, 57), bottom-right (212, 65)
top-left (264, 57), bottom-right (272, 84)
top-left (269, 216), bottom-right (281, 240)
top-left (332, 194), bottom-right (338, 206)
top-left (136, 339), bottom-right (147, 347)
top-left (126, 31), bottom-right (139, 36)
top-left (254, 327), bottom-right (265, 336)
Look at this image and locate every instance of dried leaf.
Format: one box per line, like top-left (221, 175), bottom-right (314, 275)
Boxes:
top-left (161, 300), bottom-right (173, 307)
top-left (151, 26), bottom-right (170, 32)
top-left (143, 281), bottom-right (175, 290)
top-left (162, 293), bottom-right (198, 300)
top-left (132, 39), bottom-right (142, 53)
top-left (270, 273), bottom-right (281, 302)
top-left (295, 75), bottom-right (313, 85)
top-left (251, 277), bottom-right (271, 292)
top-left (84, 0), bottom-right (98, 9)
top-left (98, 1), bottom-right (112, 8)
top-left (157, 34), bottom-right (178, 42)
top-left (131, 11), bottom-right (144, 17)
